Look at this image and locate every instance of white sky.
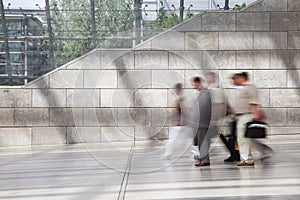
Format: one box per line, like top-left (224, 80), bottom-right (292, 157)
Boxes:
top-left (3, 0), bottom-right (46, 9)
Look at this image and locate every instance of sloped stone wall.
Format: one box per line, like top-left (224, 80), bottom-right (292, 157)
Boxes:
top-left (0, 0), bottom-right (299, 146)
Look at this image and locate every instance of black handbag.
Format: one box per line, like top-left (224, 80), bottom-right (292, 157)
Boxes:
top-left (245, 120), bottom-right (268, 138)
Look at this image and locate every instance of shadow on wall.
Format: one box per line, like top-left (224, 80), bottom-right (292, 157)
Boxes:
top-left (273, 37), bottom-right (300, 95)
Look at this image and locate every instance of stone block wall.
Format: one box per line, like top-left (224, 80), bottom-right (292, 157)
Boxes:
top-left (0, 0), bottom-right (299, 146)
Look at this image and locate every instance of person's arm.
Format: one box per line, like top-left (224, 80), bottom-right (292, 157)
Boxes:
top-left (224, 94), bottom-right (235, 118)
top-left (248, 84), bottom-right (260, 120)
top-left (179, 98), bottom-right (189, 115)
top-left (251, 104), bottom-right (259, 120)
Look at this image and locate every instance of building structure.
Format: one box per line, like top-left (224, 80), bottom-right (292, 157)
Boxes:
top-left (0, 10), bottom-right (47, 85)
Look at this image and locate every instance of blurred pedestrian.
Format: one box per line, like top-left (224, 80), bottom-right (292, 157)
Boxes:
top-left (205, 72), bottom-right (240, 162)
top-left (221, 119), bottom-right (241, 162)
top-left (232, 72), bottom-right (274, 166)
top-left (163, 83), bottom-right (189, 159)
top-left (190, 77), bottom-right (213, 167)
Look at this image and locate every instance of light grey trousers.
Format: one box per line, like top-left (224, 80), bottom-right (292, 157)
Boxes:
top-left (236, 114), bottom-right (272, 162)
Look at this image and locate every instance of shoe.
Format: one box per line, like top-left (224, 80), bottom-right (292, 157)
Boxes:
top-left (224, 157), bottom-right (235, 162)
top-left (237, 161), bottom-right (254, 166)
top-left (194, 162), bottom-right (210, 167)
top-left (224, 156), bottom-right (240, 162)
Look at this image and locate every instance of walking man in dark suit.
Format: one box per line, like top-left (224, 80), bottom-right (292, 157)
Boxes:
top-left (191, 77), bottom-right (213, 167)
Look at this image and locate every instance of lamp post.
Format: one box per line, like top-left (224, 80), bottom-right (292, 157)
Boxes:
top-left (224, 0), bottom-right (230, 10)
top-left (179, 0), bottom-right (184, 22)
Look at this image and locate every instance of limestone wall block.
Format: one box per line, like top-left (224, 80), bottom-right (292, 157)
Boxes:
top-left (288, 0), bottom-right (300, 11)
top-left (253, 70), bottom-right (287, 88)
top-left (67, 89), bottom-right (100, 107)
top-left (202, 12), bottom-right (236, 31)
top-left (152, 70), bottom-right (184, 88)
top-left (67, 127), bottom-right (101, 144)
top-left (15, 108), bottom-right (49, 126)
top-left (118, 70), bottom-right (151, 89)
top-left (271, 12), bottom-right (300, 31)
top-left (50, 70), bottom-right (83, 88)
top-left (84, 70), bottom-right (118, 88)
top-left (135, 51), bottom-right (168, 69)
top-left (288, 31), bottom-right (300, 49)
top-left (32, 127), bottom-right (66, 145)
top-left (287, 108), bottom-right (300, 125)
top-left (0, 108), bottom-right (14, 126)
top-left (0, 89), bottom-right (31, 107)
top-left (185, 32), bottom-right (219, 50)
top-left (169, 51), bottom-right (203, 70)
top-left (101, 89), bottom-right (133, 107)
top-left (254, 32), bottom-right (287, 49)
top-left (0, 128), bottom-right (31, 146)
top-left (50, 108), bottom-right (83, 126)
top-left (101, 127), bottom-right (134, 142)
top-left (236, 51), bottom-right (270, 69)
top-left (32, 89), bottom-right (66, 107)
top-left (237, 12), bottom-right (270, 31)
top-left (219, 32), bottom-right (253, 50)
top-left (270, 89), bottom-right (300, 107)
top-left (152, 31), bottom-right (185, 50)
top-left (134, 89), bottom-right (168, 107)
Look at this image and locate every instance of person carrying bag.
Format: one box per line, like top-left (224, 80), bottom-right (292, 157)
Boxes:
top-left (231, 72), bottom-right (274, 167)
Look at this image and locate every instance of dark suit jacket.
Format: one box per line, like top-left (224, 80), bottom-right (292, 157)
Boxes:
top-left (191, 88), bottom-right (212, 128)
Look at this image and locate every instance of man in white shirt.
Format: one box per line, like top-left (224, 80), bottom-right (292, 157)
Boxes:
top-left (232, 72), bottom-right (274, 166)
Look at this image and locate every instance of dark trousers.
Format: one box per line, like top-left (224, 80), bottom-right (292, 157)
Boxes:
top-left (197, 127), bottom-right (211, 163)
top-left (220, 120), bottom-right (240, 161)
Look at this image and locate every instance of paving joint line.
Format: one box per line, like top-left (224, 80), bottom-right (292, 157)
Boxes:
top-left (117, 141), bottom-right (135, 200)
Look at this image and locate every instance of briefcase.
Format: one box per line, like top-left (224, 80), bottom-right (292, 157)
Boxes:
top-left (245, 120), bottom-right (268, 138)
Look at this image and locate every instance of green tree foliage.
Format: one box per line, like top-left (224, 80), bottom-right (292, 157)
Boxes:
top-left (154, 1), bottom-right (180, 30)
top-left (143, 1), bottom-right (194, 36)
top-left (233, 3), bottom-right (247, 11)
top-left (185, 11), bottom-right (194, 20)
top-left (154, 2), bottom-right (168, 28)
top-left (50, 0), bottom-right (133, 66)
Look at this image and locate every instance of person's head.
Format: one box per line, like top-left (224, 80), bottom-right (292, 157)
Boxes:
top-left (192, 76), bottom-right (203, 89)
top-left (232, 72), bottom-right (248, 86)
top-left (205, 72), bottom-right (217, 85)
top-left (174, 83), bottom-right (183, 95)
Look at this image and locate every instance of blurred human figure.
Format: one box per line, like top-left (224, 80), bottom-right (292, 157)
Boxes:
top-left (163, 83), bottom-right (189, 159)
top-left (190, 79), bottom-right (201, 160)
top-left (214, 73), bottom-right (241, 162)
top-left (205, 72), bottom-right (225, 130)
top-left (205, 72), bottom-right (240, 162)
top-left (231, 72), bottom-right (274, 166)
top-left (221, 119), bottom-right (241, 162)
top-left (173, 83), bottom-right (186, 126)
top-left (190, 77), bottom-right (212, 167)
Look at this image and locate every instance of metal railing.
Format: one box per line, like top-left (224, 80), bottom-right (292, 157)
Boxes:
top-left (0, 0), bottom-right (255, 86)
